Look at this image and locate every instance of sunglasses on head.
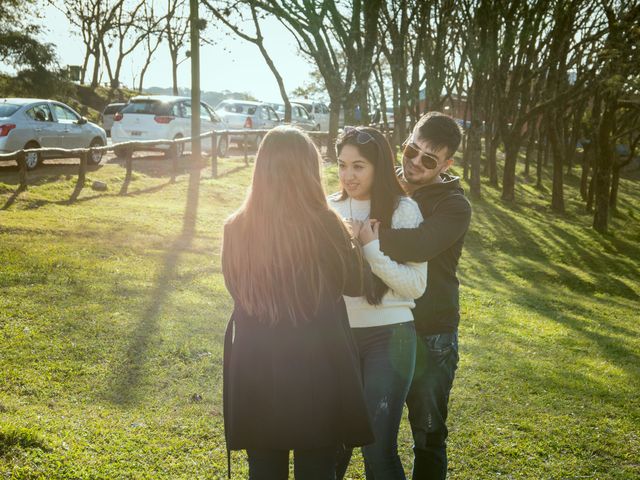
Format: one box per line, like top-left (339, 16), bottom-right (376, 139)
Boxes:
top-left (343, 126), bottom-right (376, 145)
top-left (402, 138), bottom-right (439, 169)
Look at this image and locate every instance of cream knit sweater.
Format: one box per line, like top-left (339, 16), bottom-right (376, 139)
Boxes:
top-left (328, 194), bottom-right (428, 328)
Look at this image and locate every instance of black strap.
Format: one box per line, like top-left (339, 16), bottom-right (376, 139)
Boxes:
top-left (223, 317), bottom-right (234, 478)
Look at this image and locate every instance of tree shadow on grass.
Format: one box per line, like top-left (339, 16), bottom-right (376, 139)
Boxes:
top-left (17, 181), bottom-right (174, 211)
top-left (106, 166), bottom-right (202, 405)
top-left (0, 428), bottom-right (51, 457)
top-left (215, 163), bottom-right (251, 178)
top-left (461, 199), bottom-right (640, 380)
top-left (109, 154), bottom-right (202, 180)
top-left (1, 186), bottom-right (26, 210)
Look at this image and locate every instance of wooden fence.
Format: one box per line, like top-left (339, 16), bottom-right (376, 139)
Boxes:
top-left (0, 129), bottom-right (331, 192)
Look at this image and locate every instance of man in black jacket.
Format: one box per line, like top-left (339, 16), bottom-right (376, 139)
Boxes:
top-left (379, 112), bottom-right (471, 479)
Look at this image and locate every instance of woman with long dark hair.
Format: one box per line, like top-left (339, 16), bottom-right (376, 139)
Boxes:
top-left (222, 126), bottom-right (374, 479)
top-left (329, 126), bottom-right (427, 479)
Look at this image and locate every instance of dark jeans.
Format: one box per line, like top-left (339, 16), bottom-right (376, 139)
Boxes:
top-left (247, 447), bottom-right (337, 480)
top-left (407, 331), bottom-right (459, 480)
top-left (336, 322), bottom-right (417, 480)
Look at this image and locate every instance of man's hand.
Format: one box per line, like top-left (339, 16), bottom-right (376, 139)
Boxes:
top-left (358, 220), bottom-right (380, 245)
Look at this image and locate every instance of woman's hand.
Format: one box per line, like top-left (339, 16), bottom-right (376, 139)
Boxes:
top-left (358, 220), bottom-right (380, 245)
top-left (346, 219), bottom-right (364, 239)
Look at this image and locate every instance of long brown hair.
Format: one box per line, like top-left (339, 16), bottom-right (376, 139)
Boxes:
top-left (336, 126), bottom-right (406, 304)
top-left (222, 126), bottom-right (361, 326)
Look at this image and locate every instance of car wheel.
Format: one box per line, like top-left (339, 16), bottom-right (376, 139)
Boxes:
top-left (88, 138), bottom-right (105, 165)
top-left (165, 135), bottom-right (184, 158)
top-left (217, 134), bottom-right (229, 157)
top-left (253, 134), bottom-right (263, 149)
top-left (23, 142), bottom-right (41, 170)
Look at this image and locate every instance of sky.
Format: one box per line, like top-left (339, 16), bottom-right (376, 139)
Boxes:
top-left (39, 4), bottom-right (316, 103)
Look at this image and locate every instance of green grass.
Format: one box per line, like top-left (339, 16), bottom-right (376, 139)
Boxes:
top-left (1, 154), bottom-right (639, 479)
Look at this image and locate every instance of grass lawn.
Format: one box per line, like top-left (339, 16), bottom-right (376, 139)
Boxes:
top-left (1, 154), bottom-right (639, 479)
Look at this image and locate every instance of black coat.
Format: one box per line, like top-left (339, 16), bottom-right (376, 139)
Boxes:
top-left (222, 212), bottom-right (374, 451)
top-left (379, 173), bottom-right (472, 335)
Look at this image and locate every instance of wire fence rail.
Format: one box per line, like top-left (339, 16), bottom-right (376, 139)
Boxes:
top-left (0, 129), bottom-right (332, 192)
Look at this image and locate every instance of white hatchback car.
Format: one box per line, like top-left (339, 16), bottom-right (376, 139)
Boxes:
top-left (111, 95), bottom-right (229, 158)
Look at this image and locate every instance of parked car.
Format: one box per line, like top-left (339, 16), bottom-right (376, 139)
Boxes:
top-left (111, 95), bottom-right (229, 158)
top-left (455, 118), bottom-right (472, 130)
top-left (214, 100), bottom-right (281, 147)
top-left (272, 102), bottom-right (317, 131)
top-left (292, 100), bottom-right (330, 131)
top-left (0, 98), bottom-right (107, 170)
top-left (370, 107), bottom-right (396, 129)
top-left (100, 102), bottom-right (126, 136)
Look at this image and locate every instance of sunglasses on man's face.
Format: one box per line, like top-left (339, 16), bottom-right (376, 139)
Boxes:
top-left (402, 141), bottom-right (439, 169)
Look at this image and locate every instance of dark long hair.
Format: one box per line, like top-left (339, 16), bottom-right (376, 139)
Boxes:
top-left (222, 126), bottom-right (362, 326)
top-left (336, 126), bottom-right (405, 304)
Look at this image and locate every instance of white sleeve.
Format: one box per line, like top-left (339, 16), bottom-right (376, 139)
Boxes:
top-left (361, 198), bottom-right (428, 299)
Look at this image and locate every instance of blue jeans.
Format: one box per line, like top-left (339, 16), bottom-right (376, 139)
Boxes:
top-left (247, 447), bottom-right (337, 480)
top-left (407, 331), bottom-right (459, 480)
top-left (336, 322), bottom-right (417, 480)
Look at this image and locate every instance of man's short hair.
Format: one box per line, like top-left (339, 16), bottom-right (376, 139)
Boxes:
top-left (414, 112), bottom-right (463, 159)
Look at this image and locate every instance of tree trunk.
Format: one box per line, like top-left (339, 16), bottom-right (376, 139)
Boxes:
top-left (171, 52), bottom-right (179, 95)
top-left (327, 94), bottom-right (342, 162)
top-left (543, 139), bottom-right (551, 167)
top-left (100, 38), bottom-right (115, 88)
top-left (593, 99), bottom-right (615, 233)
top-left (536, 132), bottom-right (544, 190)
top-left (579, 145), bottom-right (590, 200)
top-left (565, 103), bottom-right (585, 176)
top-left (80, 49), bottom-right (91, 85)
top-left (501, 138), bottom-right (519, 201)
top-left (609, 163), bottom-right (620, 213)
top-left (259, 43), bottom-right (291, 122)
top-left (469, 124), bottom-right (482, 199)
top-left (91, 48), bottom-right (101, 88)
top-left (586, 163), bottom-right (597, 212)
top-left (548, 122), bottom-right (565, 213)
top-left (487, 134), bottom-right (499, 186)
top-left (524, 123), bottom-right (536, 177)
top-left (139, 61), bottom-right (150, 92)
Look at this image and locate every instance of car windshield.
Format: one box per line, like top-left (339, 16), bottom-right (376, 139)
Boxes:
top-left (121, 100), bottom-right (172, 115)
top-left (222, 103), bottom-right (257, 115)
top-left (0, 103), bottom-right (20, 118)
top-left (103, 104), bottom-right (124, 115)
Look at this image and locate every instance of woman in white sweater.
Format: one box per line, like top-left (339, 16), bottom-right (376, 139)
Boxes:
top-left (329, 126), bottom-right (427, 480)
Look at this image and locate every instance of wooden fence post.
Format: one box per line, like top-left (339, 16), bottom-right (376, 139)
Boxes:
top-left (118, 148), bottom-right (133, 196)
top-left (78, 150), bottom-right (87, 185)
top-left (211, 131), bottom-right (218, 178)
top-left (17, 150), bottom-right (27, 191)
top-left (244, 133), bottom-right (249, 166)
top-left (171, 142), bottom-right (179, 183)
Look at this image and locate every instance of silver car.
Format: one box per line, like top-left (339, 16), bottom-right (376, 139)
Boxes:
top-left (0, 98), bottom-right (107, 169)
top-left (100, 102), bottom-right (126, 136)
top-left (214, 100), bottom-right (281, 147)
top-left (273, 102), bottom-right (317, 131)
